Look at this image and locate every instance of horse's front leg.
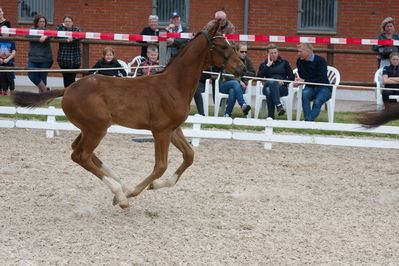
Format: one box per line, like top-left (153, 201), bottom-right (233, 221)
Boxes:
top-left (125, 129), bottom-right (172, 198)
top-left (148, 127), bottom-right (194, 190)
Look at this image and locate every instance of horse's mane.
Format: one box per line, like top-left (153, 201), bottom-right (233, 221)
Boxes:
top-left (158, 31), bottom-right (218, 73)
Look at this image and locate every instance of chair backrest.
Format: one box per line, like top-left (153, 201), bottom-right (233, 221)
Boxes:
top-left (128, 56), bottom-right (145, 77)
top-left (374, 68), bottom-right (384, 88)
top-left (326, 66), bottom-right (340, 102)
top-left (117, 59), bottom-right (130, 77)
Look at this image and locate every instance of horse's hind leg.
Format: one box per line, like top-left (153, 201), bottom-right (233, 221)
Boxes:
top-left (125, 129), bottom-right (172, 198)
top-left (148, 127), bottom-right (194, 190)
top-left (73, 133), bottom-right (128, 195)
top-left (71, 130), bottom-right (129, 209)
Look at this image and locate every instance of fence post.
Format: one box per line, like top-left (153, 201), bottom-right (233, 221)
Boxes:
top-left (191, 115), bottom-right (201, 147)
top-left (264, 117), bottom-right (273, 150)
top-left (82, 42), bottom-right (90, 71)
top-left (45, 106), bottom-right (59, 138)
top-left (159, 30), bottom-right (170, 66)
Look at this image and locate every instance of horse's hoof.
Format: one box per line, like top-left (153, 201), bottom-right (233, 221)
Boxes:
top-left (112, 196), bottom-right (118, 206)
top-left (119, 202), bottom-right (130, 209)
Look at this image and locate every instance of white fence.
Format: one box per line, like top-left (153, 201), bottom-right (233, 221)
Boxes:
top-left (1, 106), bottom-right (399, 149)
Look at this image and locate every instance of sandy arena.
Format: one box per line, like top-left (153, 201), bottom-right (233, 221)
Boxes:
top-left (0, 128), bottom-right (398, 265)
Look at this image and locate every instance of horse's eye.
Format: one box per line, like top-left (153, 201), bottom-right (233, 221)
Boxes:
top-left (221, 45), bottom-right (228, 50)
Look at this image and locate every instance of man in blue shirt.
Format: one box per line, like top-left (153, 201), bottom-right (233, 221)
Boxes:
top-left (295, 43), bottom-right (331, 121)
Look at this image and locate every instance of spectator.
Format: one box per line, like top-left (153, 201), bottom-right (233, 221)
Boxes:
top-left (56, 15), bottom-right (81, 87)
top-left (217, 44), bottom-right (254, 117)
top-left (0, 7), bottom-right (11, 28)
top-left (257, 44), bottom-right (295, 119)
top-left (136, 45), bottom-right (163, 76)
top-left (0, 25), bottom-right (16, 95)
top-left (166, 12), bottom-right (189, 58)
top-left (26, 14), bottom-right (53, 93)
top-left (295, 43), bottom-right (330, 122)
top-left (193, 69), bottom-right (212, 116)
top-left (381, 52), bottom-right (399, 106)
top-left (203, 10), bottom-right (235, 34)
top-left (88, 46), bottom-right (127, 77)
top-left (372, 17), bottom-right (399, 69)
top-left (139, 15), bottom-right (159, 59)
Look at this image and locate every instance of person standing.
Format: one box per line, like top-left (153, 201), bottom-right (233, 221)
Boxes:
top-left (0, 25), bottom-right (16, 95)
top-left (139, 15), bottom-right (159, 59)
top-left (56, 15), bottom-right (81, 87)
top-left (203, 10), bottom-right (235, 34)
top-left (166, 12), bottom-right (189, 58)
top-left (26, 14), bottom-right (53, 93)
top-left (372, 17), bottom-right (399, 69)
top-left (295, 43), bottom-right (330, 122)
top-left (0, 7), bottom-right (11, 28)
top-left (257, 44), bottom-right (295, 118)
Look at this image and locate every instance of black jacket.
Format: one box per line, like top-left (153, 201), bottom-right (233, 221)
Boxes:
top-left (257, 56), bottom-right (294, 86)
top-left (88, 58), bottom-right (127, 77)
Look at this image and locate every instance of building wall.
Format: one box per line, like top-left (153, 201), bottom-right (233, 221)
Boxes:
top-left (1, 0), bottom-right (399, 86)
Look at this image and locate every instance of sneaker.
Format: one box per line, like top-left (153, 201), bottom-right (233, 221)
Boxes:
top-left (1, 91), bottom-right (7, 96)
top-left (223, 114), bottom-right (231, 118)
top-left (241, 104), bottom-right (251, 115)
top-left (277, 104), bottom-right (285, 116)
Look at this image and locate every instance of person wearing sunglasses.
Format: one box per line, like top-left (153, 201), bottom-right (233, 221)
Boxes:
top-left (257, 43), bottom-right (295, 119)
top-left (218, 43), bottom-right (255, 117)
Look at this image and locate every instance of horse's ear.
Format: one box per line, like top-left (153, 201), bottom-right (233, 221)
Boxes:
top-left (207, 19), bottom-right (220, 37)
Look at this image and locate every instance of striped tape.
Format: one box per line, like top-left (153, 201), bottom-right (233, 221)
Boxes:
top-left (0, 27), bottom-right (397, 46)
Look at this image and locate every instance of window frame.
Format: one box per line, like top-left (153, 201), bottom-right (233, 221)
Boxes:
top-left (297, 0), bottom-right (338, 35)
top-left (153, 0), bottom-right (189, 29)
top-left (17, 0), bottom-right (54, 24)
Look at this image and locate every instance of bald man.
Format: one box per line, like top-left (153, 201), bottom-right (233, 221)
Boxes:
top-left (203, 10), bottom-right (235, 34)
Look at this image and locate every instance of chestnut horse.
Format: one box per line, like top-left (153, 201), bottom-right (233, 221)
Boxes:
top-left (359, 103), bottom-right (399, 128)
top-left (12, 21), bottom-right (245, 209)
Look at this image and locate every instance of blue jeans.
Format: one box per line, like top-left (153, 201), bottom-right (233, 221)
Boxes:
top-left (263, 80), bottom-right (288, 119)
top-left (28, 61), bottom-right (53, 86)
top-left (301, 85), bottom-right (331, 121)
top-left (219, 80), bottom-right (246, 116)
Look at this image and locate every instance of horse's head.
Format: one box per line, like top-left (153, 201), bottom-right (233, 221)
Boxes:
top-left (204, 19), bottom-right (245, 77)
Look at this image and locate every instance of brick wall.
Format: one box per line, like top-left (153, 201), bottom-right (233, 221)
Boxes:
top-left (2, 0), bottom-right (399, 85)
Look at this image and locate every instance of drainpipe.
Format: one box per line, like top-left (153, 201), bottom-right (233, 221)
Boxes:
top-left (244, 0), bottom-right (249, 35)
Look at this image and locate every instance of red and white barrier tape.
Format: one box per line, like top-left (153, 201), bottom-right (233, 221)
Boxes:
top-left (1, 27), bottom-right (398, 46)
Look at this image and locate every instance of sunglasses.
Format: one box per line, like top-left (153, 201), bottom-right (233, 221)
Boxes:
top-left (240, 51), bottom-right (248, 54)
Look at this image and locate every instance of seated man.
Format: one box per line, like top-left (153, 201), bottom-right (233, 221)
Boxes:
top-left (295, 43), bottom-right (330, 121)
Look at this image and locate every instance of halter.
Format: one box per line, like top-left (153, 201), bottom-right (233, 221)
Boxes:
top-left (200, 31), bottom-right (235, 76)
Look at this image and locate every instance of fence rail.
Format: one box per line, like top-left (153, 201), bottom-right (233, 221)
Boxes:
top-left (1, 106), bottom-right (398, 150)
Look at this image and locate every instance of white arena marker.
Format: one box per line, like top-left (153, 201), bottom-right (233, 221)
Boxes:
top-left (29, 29), bottom-right (44, 36)
top-left (239, 35), bottom-right (255, 42)
top-left (330, 38), bottom-right (347, 44)
top-left (114, 34), bottom-right (129, 41)
top-left (362, 39), bottom-right (378, 45)
top-left (269, 36), bottom-right (286, 42)
top-left (85, 32), bottom-right (101, 39)
top-left (57, 31), bottom-right (72, 38)
top-left (300, 37), bottom-right (316, 43)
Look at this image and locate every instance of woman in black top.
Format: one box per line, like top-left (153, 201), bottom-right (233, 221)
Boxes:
top-left (139, 15), bottom-right (159, 59)
top-left (382, 52), bottom-right (399, 106)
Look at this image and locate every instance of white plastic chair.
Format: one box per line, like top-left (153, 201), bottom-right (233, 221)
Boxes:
top-left (117, 59), bottom-right (130, 77)
top-left (374, 68), bottom-right (384, 110)
top-left (295, 66), bottom-right (341, 123)
top-left (243, 80), bottom-right (253, 118)
top-left (213, 75), bottom-right (229, 116)
top-left (201, 79), bottom-right (212, 116)
top-left (254, 70), bottom-right (299, 120)
top-left (128, 56), bottom-right (145, 77)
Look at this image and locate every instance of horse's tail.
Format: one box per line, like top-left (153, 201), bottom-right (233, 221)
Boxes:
top-left (358, 103), bottom-right (399, 128)
top-left (11, 89), bottom-right (65, 108)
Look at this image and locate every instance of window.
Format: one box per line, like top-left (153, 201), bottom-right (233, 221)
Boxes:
top-left (153, 0), bottom-right (189, 28)
top-left (18, 0), bottom-right (54, 23)
top-left (298, 0), bottom-right (337, 33)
